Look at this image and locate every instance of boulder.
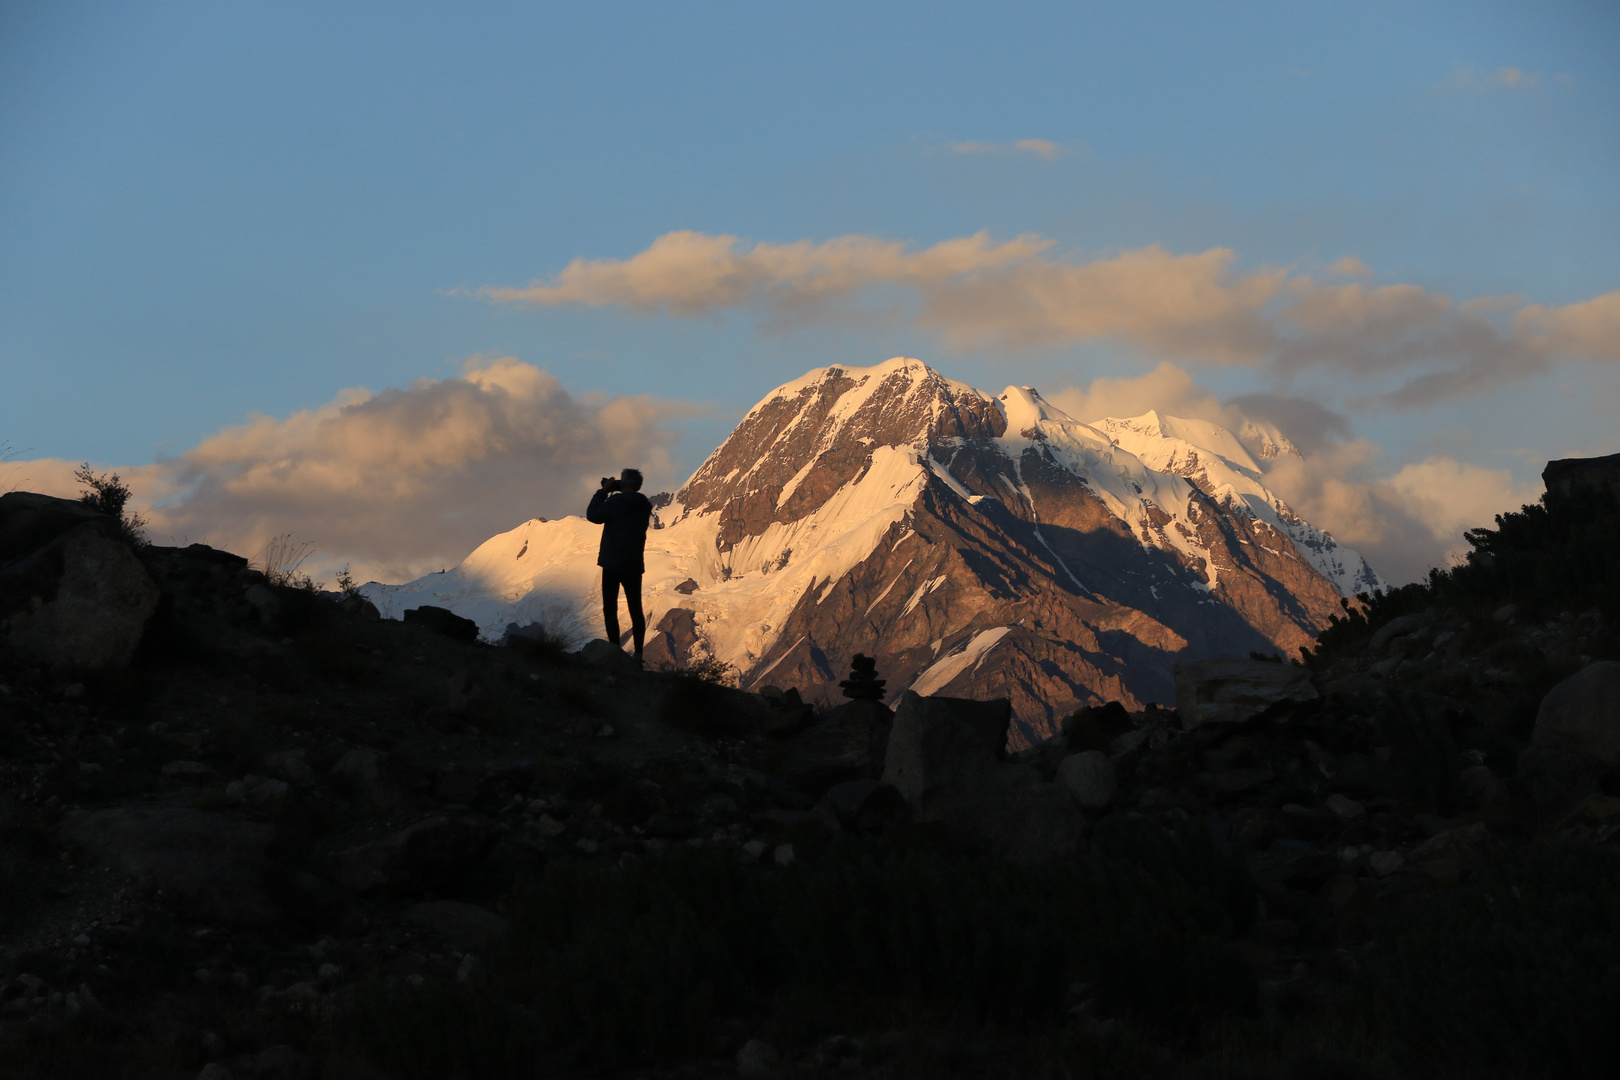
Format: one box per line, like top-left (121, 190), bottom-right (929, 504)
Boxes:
top-left (1532, 661), bottom-right (1620, 765)
top-left (5, 527), bottom-right (160, 672)
top-left (0, 491), bottom-right (106, 563)
top-left (330, 747), bottom-right (401, 813)
top-left (578, 638), bottom-right (639, 666)
top-left (882, 692), bottom-right (1083, 861)
top-left (403, 604), bottom-right (479, 642)
top-left (253, 1045), bottom-right (311, 1080)
top-left (1517, 744), bottom-right (1604, 814)
top-left (1056, 750), bottom-right (1117, 810)
top-left (1408, 822), bottom-right (1498, 880)
top-left (1172, 658), bottom-right (1318, 728)
top-left (882, 691), bottom-right (1008, 805)
top-left (61, 806), bottom-right (278, 924)
top-left (331, 815), bottom-right (499, 895)
top-left (1543, 452), bottom-right (1620, 500)
top-left (406, 900), bottom-right (508, 950)
top-left (783, 698), bottom-right (892, 790)
top-left (1366, 613), bottom-right (1432, 655)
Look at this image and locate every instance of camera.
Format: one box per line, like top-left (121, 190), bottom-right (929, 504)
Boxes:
top-left (600, 476), bottom-right (622, 492)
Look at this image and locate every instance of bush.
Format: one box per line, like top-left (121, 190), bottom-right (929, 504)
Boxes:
top-left (661, 654), bottom-right (738, 687)
top-left (74, 462), bottom-right (148, 546)
top-left (253, 533), bottom-right (320, 591)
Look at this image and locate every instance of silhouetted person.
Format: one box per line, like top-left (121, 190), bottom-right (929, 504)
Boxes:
top-left (586, 467), bottom-right (652, 658)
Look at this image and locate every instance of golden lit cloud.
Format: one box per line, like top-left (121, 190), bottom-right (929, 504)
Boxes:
top-left (489, 232), bottom-right (1618, 406)
top-left (1514, 291), bottom-right (1620, 359)
top-left (15, 359), bottom-right (699, 583)
top-left (949, 138), bottom-right (1064, 159)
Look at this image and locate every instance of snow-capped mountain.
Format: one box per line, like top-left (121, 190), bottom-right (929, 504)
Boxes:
top-left (364, 358), bottom-right (1381, 746)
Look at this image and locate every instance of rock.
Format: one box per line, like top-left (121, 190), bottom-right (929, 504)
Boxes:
top-left (820, 778), bottom-right (908, 828)
top-left (1326, 753), bottom-right (1397, 795)
top-left (1213, 767), bottom-right (1275, 796)
top-left (1229, 807), bottom-right (1281, 850)
top-left (1324, 794), bottom-right (1366, 820)
top-left (1492, 604), bottom-right (1517, 623)
top-left (1369, 851), bottom-right (1404, 877)
top-left (406, 900), bottom-right (508, 950)
top-left (245, 778), bottom-right (290, 814)
top-left (263, 749), bottom-right (312, 783)
top-left (882, 692), bottom-right (1008, 804)
top-left (0, 491), bottom-right (106, 562)
top-left (1409, 822), bottom-right (1497, 872)
top-left (773, 843), bottom-right (796, 866)
top-left (1578, 795), bottom-right (1620, 821)
top-left (1172, 658), bottom-right (1318, 728)
top-left (1532, 661), bottom-right (1620, 765)
top-left (330, 747), bottom-right (399, 813)
top-left (578, 638), bottom-right (637, 666)
top-left (332, 815), bottom-right (500, 895)
top-left (1517, 745), bottom-right (1604, 813)
top-left (882, 692), bottom-right (1084, 862)
top-left (674, 577), bottom-right (699, 594)
top-left (5, 528), bottom-right (160, 673)
top-left (403, 604), bottom-right (479, 642)
top-left (253, 1044), bottom-right (311, 1080)
top-left (456, 954), bottom-right (489, 987)
top-left (1056, 750), bottom-right (1117, 810)
top-left (736, 1039), bottom-right (780, 1079)
top-left (1459, 765), bottom-right (1504, 807)
top-left (760, 691), bottom-right (818, 739)
top-left (1064, 702), bottom-right (1133, 753)
top-left (243, 584), bottom-right (283, 626)
top-left (784, 698), bottom-right (892, 789)
top-left (197, 1064), bottom-right (235, 1080)
top-left (162, 760), bottom-right (212, 778)
top-left (435, 771), bottom-right (482, 804)
top-left (61, 806), bottom-right (278, 924)
top-left (1543, 451), bottom-right (1620, 499)
top-left (1366, 613), bottom-right (1431, 654)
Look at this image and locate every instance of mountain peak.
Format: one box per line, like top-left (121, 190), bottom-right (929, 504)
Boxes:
top-left (678, 358), bottom-right (1005, 540)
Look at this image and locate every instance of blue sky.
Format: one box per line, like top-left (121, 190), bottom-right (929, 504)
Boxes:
top-left (2, 1), bottom-right (1616, 582)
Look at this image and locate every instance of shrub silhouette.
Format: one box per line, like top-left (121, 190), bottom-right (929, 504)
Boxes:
top-left (74, 462), bottom-right (148, 546)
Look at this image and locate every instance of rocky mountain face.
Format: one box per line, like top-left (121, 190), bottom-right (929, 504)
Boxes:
top-left (368, 358), bottom-right (1380, 746)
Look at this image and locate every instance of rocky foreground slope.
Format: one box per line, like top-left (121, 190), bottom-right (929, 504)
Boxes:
top-left (369, 358), bottom-right (1380, 746)
top-left (0, 453), bottom-right (1617, 1080)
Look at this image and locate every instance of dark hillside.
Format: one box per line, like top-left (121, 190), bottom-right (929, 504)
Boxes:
top-left (2, 461), bottom-right (1618, 1079)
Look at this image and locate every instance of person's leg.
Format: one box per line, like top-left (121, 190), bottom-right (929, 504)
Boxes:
top-left (623, 572), bottom-right (646, 656)
top-left (601, 568), bottom-right (622, 646)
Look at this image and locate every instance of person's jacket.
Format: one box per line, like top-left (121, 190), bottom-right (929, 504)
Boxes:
top-left (586, 489), bottom-right (653, 574)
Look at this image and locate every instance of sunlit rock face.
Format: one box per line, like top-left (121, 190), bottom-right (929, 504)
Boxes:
top-left (365, 358), bottom-right (1381, 748)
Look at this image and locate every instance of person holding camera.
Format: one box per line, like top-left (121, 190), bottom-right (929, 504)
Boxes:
top-left (586, 467), bottom-right (653, 658)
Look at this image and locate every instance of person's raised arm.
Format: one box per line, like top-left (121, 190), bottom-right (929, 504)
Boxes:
top-left (586, 487), bottom-right (610, 524)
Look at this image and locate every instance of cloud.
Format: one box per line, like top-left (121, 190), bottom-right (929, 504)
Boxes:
top-left (1047, 362), bottom-right (1226, 427)
top-left (949, 138), bottom-right (1064, 160)
top-left (1492, 66), bottom-right (1540, 89)
top-left (490, 231), bottom-right (1619, 407)
top-left (1386, 458), bottom-right (1541, 543)
top-left (1514, 291), bottom-right (1620, 359)
top-left (13, 359), bottom-right (698, 583)
top-left (485, 230), bottom-right (1053, 317)
top-left (492, 232), bottom-right (1286, 363)
top-left (1048, 363), bottom-right (1537, 583)
top-left (1437, 65), bottom-right (1558, 93)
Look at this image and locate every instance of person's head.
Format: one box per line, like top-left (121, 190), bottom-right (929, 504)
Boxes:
top-left (620, 468), bottom-right (644, 492)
